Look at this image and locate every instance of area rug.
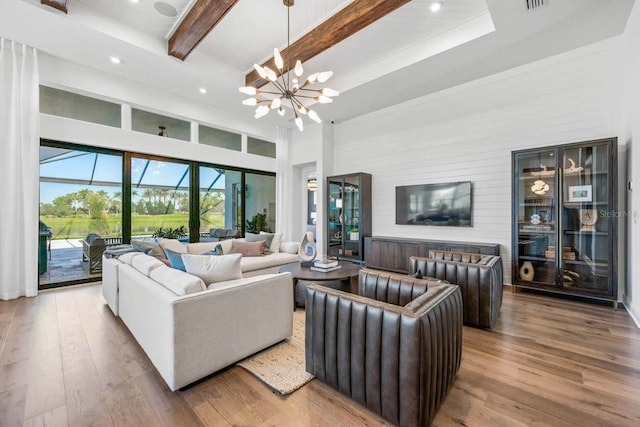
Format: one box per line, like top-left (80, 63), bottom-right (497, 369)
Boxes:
top-left (236, 310), bottom-right (314, 395)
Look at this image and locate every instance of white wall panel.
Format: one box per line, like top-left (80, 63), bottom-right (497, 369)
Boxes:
top-left (335, 39), bottom-right (620, 284)
top-left (621, 1), bottom-right (640, 324)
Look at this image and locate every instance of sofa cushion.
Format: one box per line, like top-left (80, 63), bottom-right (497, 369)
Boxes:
top-left (206, 274), bottom-right (276, 291)
top-left (279, 241), bottom-right (299, 254)
top-left (159, 238), bottom-right (187, 255)
top-left (131, 238), bottom-right (167, 261)
top-left (164, 248), bottom-right (187, 271)
top-left (118, 252), bottom-right (143, 265)
top-left (240, 252), bottom-right (300, 273)
top-left (245, 232), bottom-right (272, 254)
top-left (182, 253), bottom-right (243, 284)
top-left (261, 232), bottom-right (283, 253)
top-left (229, 240), bottom-right (265, 257)
top-left (131, 254), bottom-right (166, 276)
top-left (149, 265), bottom-right (206, 295)
top-left (186, 239), bottom-right (233, 255)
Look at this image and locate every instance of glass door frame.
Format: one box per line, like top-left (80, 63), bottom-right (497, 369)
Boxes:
top-left (511, 137), bottom-right (618, 303)
top-left (39, 140), bottom-right (125, 289)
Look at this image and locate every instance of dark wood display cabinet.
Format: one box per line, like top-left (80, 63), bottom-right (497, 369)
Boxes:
top-left (512, 137), bottom-right (618, 307)
top-left (327, 173), bottom-right (371, 263)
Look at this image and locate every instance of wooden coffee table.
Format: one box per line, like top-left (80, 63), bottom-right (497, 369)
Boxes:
top-left (279, 261), bottom-right (361, 310)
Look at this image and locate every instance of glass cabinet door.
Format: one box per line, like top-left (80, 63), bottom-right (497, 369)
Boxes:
top-left (343, 175), bottom-right (361, 258)
top-left (560, 143), bottom-right (612, 295)
top-left (515, 149), bottom-right (557, 285)
top-left (327, 178), bottom-right (343, 258)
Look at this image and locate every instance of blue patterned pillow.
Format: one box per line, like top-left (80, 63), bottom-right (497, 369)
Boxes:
top-left (164, 248), bottom-right (186, 271)
top-left (199, 245), bottom-right (223, 256)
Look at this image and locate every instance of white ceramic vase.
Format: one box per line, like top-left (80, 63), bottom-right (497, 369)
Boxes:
top-left (299, 231), bottom-right (317, 265)
top-left (519, 261), bottom-right (535, 281)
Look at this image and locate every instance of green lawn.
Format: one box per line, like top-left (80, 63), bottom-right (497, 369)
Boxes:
top-left (41, 214), bottom-right (224, 239)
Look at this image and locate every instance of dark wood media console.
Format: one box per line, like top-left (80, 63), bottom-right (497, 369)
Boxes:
top-left (364, 236), bottom-right (501, 274)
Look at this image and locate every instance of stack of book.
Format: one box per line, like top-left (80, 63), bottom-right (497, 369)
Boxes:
top-left (310, 257), bottom-right (342, 273)
top-left (545, 245), bottom-right (576, 260)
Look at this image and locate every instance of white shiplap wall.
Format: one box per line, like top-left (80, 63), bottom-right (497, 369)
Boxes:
top-left (622, 0), bottom-right (640, 324)
top-left (334, 39), bottom-right (620, 283)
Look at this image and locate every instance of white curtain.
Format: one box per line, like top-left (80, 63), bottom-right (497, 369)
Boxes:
top-left (0, 38), bottom-right (39, 300)
top-left (275, 126), bottom-right (292, 240)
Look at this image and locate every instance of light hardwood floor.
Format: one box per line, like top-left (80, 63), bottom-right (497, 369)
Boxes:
top-left (1, 284), bottom-right (639, 426)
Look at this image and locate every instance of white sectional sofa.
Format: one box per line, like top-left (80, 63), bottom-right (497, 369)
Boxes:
top-left (103, 252), bottom-right (293, 391)
top-left (103, 237), bottom-right (299, 316)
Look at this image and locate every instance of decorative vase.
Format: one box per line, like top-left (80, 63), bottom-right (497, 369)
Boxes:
top-left (519, 261), bottom-right (535, 281)
top-left (299, 231), bottom-right (317, 266)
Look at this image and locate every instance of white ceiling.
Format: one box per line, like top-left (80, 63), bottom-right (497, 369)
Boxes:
top-left (2, 0), bottom-right (636, 128)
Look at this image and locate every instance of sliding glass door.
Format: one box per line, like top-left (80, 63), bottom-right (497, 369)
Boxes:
top-left (130, 156), bottom-right (191, 240)
top-left (40, 141), bottom-right (277, 288)
top-left (39, 143), bottom-right (123, 288)
top-left (198, 166), bottom-right (242, 237)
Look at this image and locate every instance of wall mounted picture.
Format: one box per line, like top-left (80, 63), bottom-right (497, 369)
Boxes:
top-left (568, 185), bottom-right (592, 202)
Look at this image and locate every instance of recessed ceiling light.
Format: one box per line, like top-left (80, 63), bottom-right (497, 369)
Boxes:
top-left (199, 88), bottom-right (207, 94)
top-left (430, 2), bottom-right (442, 12)
top-left (130, 0), bottom-right (140, 3)
top-left (154, 1), bottom-right (178, 17)
top-left (110, 56), bottom-right (122, 64)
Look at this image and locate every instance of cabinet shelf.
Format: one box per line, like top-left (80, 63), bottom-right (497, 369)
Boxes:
top-left (564, 230), bottom-right (608, 236)
top-left (564, 260), bottom-right (608, 268)
top-left (519, 256), bottom-right (556, 262)
top-left (563, 201), bottom-right (609, 208)
top-left (518, 229), bottom-right (555, 235)
top-left (519, 203), bottom-right (554, 207)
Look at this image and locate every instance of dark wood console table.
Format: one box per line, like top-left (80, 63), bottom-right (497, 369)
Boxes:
top-left (364, 236), bottom-right (500, 274)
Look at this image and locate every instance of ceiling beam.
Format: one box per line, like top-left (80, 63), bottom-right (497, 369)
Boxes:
top-left (41, 0), bottom-right (67, 13)
top-left (245, 0), bottom-right (411, 88)
top-left (169, 0), bottom-right (239, 61)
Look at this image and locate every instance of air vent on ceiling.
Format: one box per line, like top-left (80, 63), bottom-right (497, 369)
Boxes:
top-left (525, 0), bottom-right (546, 11)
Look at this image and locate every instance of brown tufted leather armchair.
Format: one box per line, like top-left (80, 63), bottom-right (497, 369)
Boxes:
top-left (410, 251), bottom-right (503, 329)
top-left (305, 268), bottom-right (463, 427)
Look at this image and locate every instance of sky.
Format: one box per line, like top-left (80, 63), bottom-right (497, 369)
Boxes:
top-left (40, 150), bottom-right (227, 204)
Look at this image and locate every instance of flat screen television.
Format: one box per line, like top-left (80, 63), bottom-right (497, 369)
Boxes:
top-left (396, 181), bottom-right (472, 227)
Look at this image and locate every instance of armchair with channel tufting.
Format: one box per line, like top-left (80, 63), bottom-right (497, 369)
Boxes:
top-left (305, 268), bottom-right (463, 427)
top-left (410, 251), bottom-right (503, 329)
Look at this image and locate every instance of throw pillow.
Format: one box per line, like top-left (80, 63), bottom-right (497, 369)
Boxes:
top-left (131, 238), bottom-right (166, 261)
top-left (164, 248), bottom-right (187, 271)
top-left (158, 238), bottom-right (187, 254)
top-left (229, 240), bottom-right (265, 257)
top-left (182, 253), bottom-right (243, 284)
top-left (261, 231), bottom-right (283, 253)
top-left (245, 232), bottom-right (272, 254)
top-left (199, 245), bottom-right (223, 256)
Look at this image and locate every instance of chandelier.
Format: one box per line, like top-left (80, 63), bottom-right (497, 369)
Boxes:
top-left (239, 0), bottom-right (339, 131)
